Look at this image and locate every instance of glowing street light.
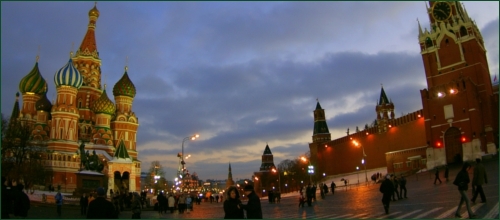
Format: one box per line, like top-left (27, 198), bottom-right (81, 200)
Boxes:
top-left (352, 140), bottom-right (368, 183)
top-left (271, 168), bottom-right (282, 192)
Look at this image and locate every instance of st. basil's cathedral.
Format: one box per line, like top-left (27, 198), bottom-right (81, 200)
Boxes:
top-left (8, 3), bottom-right (140, 195)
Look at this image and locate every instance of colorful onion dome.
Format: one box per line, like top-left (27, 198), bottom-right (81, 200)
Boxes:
top-left (113, 66), bottom-right (136, 98)
top-left (88, 2), bottom-right (99, 18)
top-left (19, 56), bottom-right (47, 94)
top-left (54, 55), bottom-right (83, 89)
top-left (91, 87), bottom-right (116, 115)
top-left (36, 92), bottom-right (52, 112)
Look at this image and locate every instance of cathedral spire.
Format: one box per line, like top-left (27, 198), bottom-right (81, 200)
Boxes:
top-left (75, 3), bottom-right (100, 59)
top-left (10, 93), bottom-right (20, 125)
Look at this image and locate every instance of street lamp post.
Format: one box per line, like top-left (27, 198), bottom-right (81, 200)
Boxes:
top-left (271, 168), bottom-right (281, 193)
top-left (300, 156), bottom-right (314, 184)
top-left (352, 140), bottom-right (368, 183)
top-left (178, 134), bottom-right (200, 191)
top-left (356, 166), bottom-right (360, 184)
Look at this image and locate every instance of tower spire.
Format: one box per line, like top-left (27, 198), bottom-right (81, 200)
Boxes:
top-left (417, 18), bottom-right (424, 38)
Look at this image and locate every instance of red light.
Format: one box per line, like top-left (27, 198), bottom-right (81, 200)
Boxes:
top-left (417, 114), bottom-right (421, 118)
top-left (436, 142), bottom-right (442, 147)
top-left (461, 137), bottom-right (466, 142)
top-left (366, 132), bottom-right (369, 135)
top-left (325, 145), bottom-right (328, 148)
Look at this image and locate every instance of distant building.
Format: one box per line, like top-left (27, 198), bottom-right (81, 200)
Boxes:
top-left (310, 1), bottom-right (498, 179)
top-left (225, 163), bottom-right (235, 188)
top-left (252, 144), bottom-right (279, 197)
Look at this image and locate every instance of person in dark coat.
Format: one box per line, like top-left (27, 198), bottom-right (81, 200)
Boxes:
top-left (80, 193), bottom-right (89, 216)
top-left (13, 184), bottom-right (30, 218)
top-left (392, 175), bottom-right (401, 201)
top-left (223, 186), bottom-right (244, 219)
top-left (156, 192), bottom-right (166, 214)
top-left (2, 177), bottom-right (13, 219)
top-left (311, 184), bottom-right (317, 201)
top-left (399, 175), bottom-right (407, 199)
top-left (453, 162), bottom-right (475, 218)
top-left (444, 165), bottom-right (449, 182)
top-left (87, 187), bottom-right (117, 219)
top-left (330, 181), bottom-right (336, 195)
top-left (434, 167), bottom-right (442, 184)
top-left (323, 183), bottom-right (328, 195)
top-left (241, 185), bottom-right (262, 219)
top-left (380, 174), bottom-right (394, 214)
top-left (131, 192), bottom-right (142, 219)
top-left (305, 184), bottom-right (313, 207)
top-left (55, 191), bottom-right (63, 217)
top-left (471, 158), bottom-right (488, 204)
top-left (268, 190), bottom-right (274, 204)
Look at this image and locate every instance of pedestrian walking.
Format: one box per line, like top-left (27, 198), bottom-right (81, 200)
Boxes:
top-left (168, 194), bottom-right (175, 213)
top-left (131, 192), bottom-right (142, 219)
top-left (323, 183), bottom-right (329, 195)
top-left (13, 183), bottom-right (30, 218)
top-left (305, 184), bottom-right (313, 207)
top-left (392, 175), bottom-right (401, 201)
top-left (380, 174), bottom-right (394, 214)
top-left (55, 191), bottom-right (63, 217)
top-left (87, 187), bottom-right (117, 219)
top-left (453, 162), bottom-right (476, 218)
top-left (2, 177), bottom-right (14, 219)
top-left (268, 190), bottom-right (274, 204)
top-left (156, 192), bottom-right (166, 214)
top-left (444, 165), bottom-right (449, 182)
top-left (240, 185), bottom-right (262, 219)
top-left (186, 195), bottom-right (192, 214)
top-left (471, 158), bottom-right (488, 204)
top-left (216, 195), bottom-right (220, 203)
top-left (80, 193), bottom-right (89, 216)
top-left (312, 184), bottom-right (317, 201)
top-left (298, 189), bottom-right (306, 208)
top-left (320, 183), bottom-right (325, 199)
top-left (330, 181), bottom-right (336, 195)
top-left (399, 175), bottom-right (407, 199)
top-left (178, 194), bottom-right (186, 214)
top-left (434, 167), bottom-right (442, 184)
top-left (223, 186), bottom-right (244, 219)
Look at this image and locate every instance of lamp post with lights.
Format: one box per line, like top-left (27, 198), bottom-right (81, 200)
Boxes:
top-left (300, 156), bottom-right (314, 184)
top-left (352, 140), bottom-right (368, 183)
top-left (271, 167), bottom-right (281, 193)
top-left (177, 134), bottom-right (199, 190)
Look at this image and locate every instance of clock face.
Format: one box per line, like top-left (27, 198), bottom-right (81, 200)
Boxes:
top-left (432, 2), bottom-right (452, 21)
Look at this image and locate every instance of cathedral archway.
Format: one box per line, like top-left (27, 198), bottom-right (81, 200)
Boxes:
top-left (113, 171), bottom-right (130, 193)
top-left (444, 127), bottom-right (462, 164)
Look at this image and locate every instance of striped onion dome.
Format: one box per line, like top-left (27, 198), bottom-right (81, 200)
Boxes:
top-left (54, 57), bottom-right (83, 89)
top-left (19, 57), bottom-right (47, 94)
top-left (36, 92), bottom-right (52, 112)
top-left (91, 88), bottom-right (116, 115)
top-left (113, 66), bottom-right (136, 98)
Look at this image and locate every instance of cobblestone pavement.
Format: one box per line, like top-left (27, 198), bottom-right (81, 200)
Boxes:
top-left (26, 157), bottom-right (499, 219)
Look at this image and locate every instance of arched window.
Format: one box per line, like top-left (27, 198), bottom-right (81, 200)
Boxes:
top-left (425, 37), bottom-right (433, 47)
top-left (460, 26), bottom-right (467, 37)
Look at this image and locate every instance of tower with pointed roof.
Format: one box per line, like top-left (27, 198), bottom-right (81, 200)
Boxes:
top-left (375, 86), bottom-right (395, 133)
top-left (260, 144), bottom-right (276, 171)
top-left (10, 3), bottom-right (141, 195)
top-left (419, 1), bottom-right (498, 162)
top-left (225, 163), bottom-right (235, 188)
top-left (312, 100), bottom-right (331, 143)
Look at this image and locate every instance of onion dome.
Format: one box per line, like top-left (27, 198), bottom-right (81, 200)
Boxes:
top-left (113, 66), bottom-right (136, 98)
top-left (91, 86), bottom-right (116, 115)
top-left (36, 86), bottom-right (52, 112)
top-left (88, 2), bottom-right (99, 18)
top-left (19, 56), bottom-right (47, 94)
top-left (54, 55), bottom-right (83, 89)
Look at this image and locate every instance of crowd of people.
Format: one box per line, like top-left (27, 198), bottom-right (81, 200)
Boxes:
top-left (154, 192), bottom-right (199, 214)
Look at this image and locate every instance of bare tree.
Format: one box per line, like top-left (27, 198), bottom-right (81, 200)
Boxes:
top-left (1, 115), bottom-right (53, 191)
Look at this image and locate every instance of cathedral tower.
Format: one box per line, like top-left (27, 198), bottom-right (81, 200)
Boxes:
top-left (312, 100), bottom-right (331, 143)
top-left (259, 144), bottom-right (275, 171)
top-left (419, 1), bottom-right (498, 163)
top-left (73, 2), bottom-right (103, 141)
top-left (18, 56), bottom-right (47, 125)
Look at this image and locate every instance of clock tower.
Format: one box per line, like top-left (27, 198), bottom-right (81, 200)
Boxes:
top-left (419, 2), bottom-right (498, 164)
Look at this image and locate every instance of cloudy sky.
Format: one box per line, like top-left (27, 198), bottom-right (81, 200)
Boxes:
top-left (2, 2), bottom-right (498, 181)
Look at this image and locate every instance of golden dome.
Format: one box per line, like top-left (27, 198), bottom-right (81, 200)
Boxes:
top-left (89, 2), bottom-right (100, 18)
